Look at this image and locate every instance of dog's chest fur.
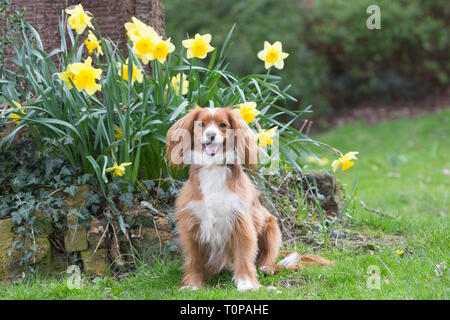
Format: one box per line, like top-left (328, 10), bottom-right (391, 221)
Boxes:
top-left (187, 165), bottom-right (244, 267)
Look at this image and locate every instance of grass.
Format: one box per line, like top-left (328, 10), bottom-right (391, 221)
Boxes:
top-left (0, 109), bottom-right (449, 300)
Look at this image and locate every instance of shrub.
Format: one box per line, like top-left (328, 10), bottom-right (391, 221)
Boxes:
top-left (164, 0), bottom-right (450, 113)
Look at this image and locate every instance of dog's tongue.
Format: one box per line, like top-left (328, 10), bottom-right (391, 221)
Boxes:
top-left (205, 144), bottom-right (218, 155)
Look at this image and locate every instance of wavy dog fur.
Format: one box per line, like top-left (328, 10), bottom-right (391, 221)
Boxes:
top-left (166, 106), bottom-right (331, 291)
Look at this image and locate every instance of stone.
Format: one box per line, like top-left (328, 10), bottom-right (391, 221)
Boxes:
top-left (33, 209), bottom-right (53, 235)
top-left (134, 227), bottom-right (175, 264)
top-left (38, 246), bottom-right (69, 276)
top-left (63, 185), bottom-right (90, 253)
top-left (87, 217), bottom-right (108, 250)
top-left (0, 218), bottom-right (52, 281)
top-left (0, 219), bottom-right (16, 281)
top-left (81, 249), bottom-right (110, 277)
top-left (63, 185), bottom-right (90, 209)
top-left (64, 214), bottom-right (88, 253)
top-left (79, 217), bottom-right (110, 277)
top-left (154, 216), bottom-right (173, 232)
top-left (302, 171), bottom-right (344, 216)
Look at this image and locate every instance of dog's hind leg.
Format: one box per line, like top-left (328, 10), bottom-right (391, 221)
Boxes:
top-left (257, 214), bottom-right (282, 267)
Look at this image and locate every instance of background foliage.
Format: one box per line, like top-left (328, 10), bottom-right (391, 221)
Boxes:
top-left (164, 0), bottom-right (450, 114)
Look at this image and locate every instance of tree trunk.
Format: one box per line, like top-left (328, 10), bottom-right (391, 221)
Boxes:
top-left (10, 0), bottom-right (166, 54)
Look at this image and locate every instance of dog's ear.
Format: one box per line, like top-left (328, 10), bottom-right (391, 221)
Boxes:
top-left (166, 107), bottom-right (202, 169)
top-left (226, 108), bottom-right (258, 168)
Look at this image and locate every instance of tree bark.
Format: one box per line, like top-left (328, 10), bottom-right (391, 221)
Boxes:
top-left (11, 0), bottom-right (166, 54)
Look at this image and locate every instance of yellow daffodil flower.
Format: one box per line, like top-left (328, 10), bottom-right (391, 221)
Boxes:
top-left (168, 73), bottom-right (189, 95)
top-left (257, 41), bottom-right (289, 70)
top-left (126, 17), bottom-right (174, 64)
top-left (85, 30), bottom-right (103, 56)
top-left (105, 162), bottom-right (132, 177)
top-left (114, 125), bottom-right (123, 140)
top-left (131, 30), bottom-right (160, 64)
top-left (125, 17), bottom-right (151, 40)
top-left (118, 59), bottom-right (143, 84)
top-left (152, 38), bottom-right (175, 64)
top-left (58, 68), bottom-right (76, 89)
top-left (256, 126), bottom-right (278, 148)
top-left (65, 4), bottom-right (94, 35)
top-left (8, 101), bottom-right (25, 124)
top-left (234, 102), bottom-right (260, 124)
top-left (182, 33), bottom-right (214, 59)
top-left (68, 56), bottom-right (102, 95)
top-left (308, 156), bottom-right (329, 166)
top-left (331, 151), bottom-right (359, 172)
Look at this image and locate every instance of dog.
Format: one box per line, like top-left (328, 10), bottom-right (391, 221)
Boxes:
top-left (166, 106), bottom-right (331, 291)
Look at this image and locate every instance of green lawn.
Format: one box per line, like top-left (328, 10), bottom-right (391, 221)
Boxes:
top-left (1, 110), bottom-right (448, 300)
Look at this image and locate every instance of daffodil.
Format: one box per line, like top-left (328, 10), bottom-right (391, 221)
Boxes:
top-left (68, 56), bottom-right (102, 95)
top-left (331, 151), bottom-right (359, 172)
top-left (152, 38), bottom-right (175, 64)
top-left (125, 17), bottom-right (151, 40)
top-left (114, 125), bottom-right (123, 140)
top-left (308, 156), bottom-right (329, 166)
top-left (8, 101), bottom-right (25, 124)
top-left (130, 29), bottom-right (160, 64)
top-left (118, 59), bottom-right (143, 84)
top-left (257, 41), bottom-right (289, 70)
top-left (256, 126), bottom-right (278, 148)
top-left (234, 102), bottom-right (260, 124)
top-left (65, 4), bottom-right (94, 35)
top-left (182, 33), bottom-right (214, 59)
top-left (167, 73), bottom-right (189, 95)
top-left (85, 30), bottom-right (103, 56)
top-left (105, 162), bottom-right (132, 177)
top-left (58, 68), bottom-right (76, 89)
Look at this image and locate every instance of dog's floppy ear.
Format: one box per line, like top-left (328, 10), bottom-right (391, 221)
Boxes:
top-left (166, 107), bottom-right (202, 169)
top-left (226, 108), bottom-right (258, 168)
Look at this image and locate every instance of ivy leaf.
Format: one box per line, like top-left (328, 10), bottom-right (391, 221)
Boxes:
top-left (84, 191), bottom-right (100, 207)
top-left (44, 157), bottom-right (64, 176)
top-left (118, 192), bottom-right (134, 207)
top-left (64, 185), bottom-right (78, 198)
top-left (60, 166), bottom-right (74, 177)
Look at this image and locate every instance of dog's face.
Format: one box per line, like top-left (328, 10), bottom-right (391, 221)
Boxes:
top-left (195, 108), bottom-right (231, 157)
top-left (166, 106), bottom-right (257, 168)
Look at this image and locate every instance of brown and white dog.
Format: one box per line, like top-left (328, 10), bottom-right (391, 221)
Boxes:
top-left (166, 106), bottom-right (331, 291)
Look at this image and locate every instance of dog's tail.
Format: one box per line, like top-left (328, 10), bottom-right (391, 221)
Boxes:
top-left (279, 250), bottom-right (334, 268)
top-left (261, 250), bottom-right (333, 274)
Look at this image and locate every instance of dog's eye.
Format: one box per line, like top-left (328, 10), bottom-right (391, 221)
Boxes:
top-left (219, 122), bottom-right (227, 128)
top-left (198, 122), bottom-right (205, 127)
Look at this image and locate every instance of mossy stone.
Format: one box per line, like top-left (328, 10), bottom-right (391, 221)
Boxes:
top-left (64, 215), bottom-right (88, 253)
top-left (302, 171), bottom-right (344, 216)
top-left (0, 219), bottom-right (15, 281)
top-left (81, 248), bottom-right (110, 277)
top-left (135, 227), bottom-right (174, 264)
top-left (63, 186), bottom-right (91, 253)
top-left (0, 218), bottom-right (52, 281)
top-left (87, 217), bottom-right (108, 250)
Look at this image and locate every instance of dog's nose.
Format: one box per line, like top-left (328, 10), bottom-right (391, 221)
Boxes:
top-left (206, 131), bottom-right (216, 141)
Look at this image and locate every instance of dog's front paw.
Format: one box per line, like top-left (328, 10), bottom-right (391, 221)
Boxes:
top-left (235, 278), bottom-right (261, 292)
